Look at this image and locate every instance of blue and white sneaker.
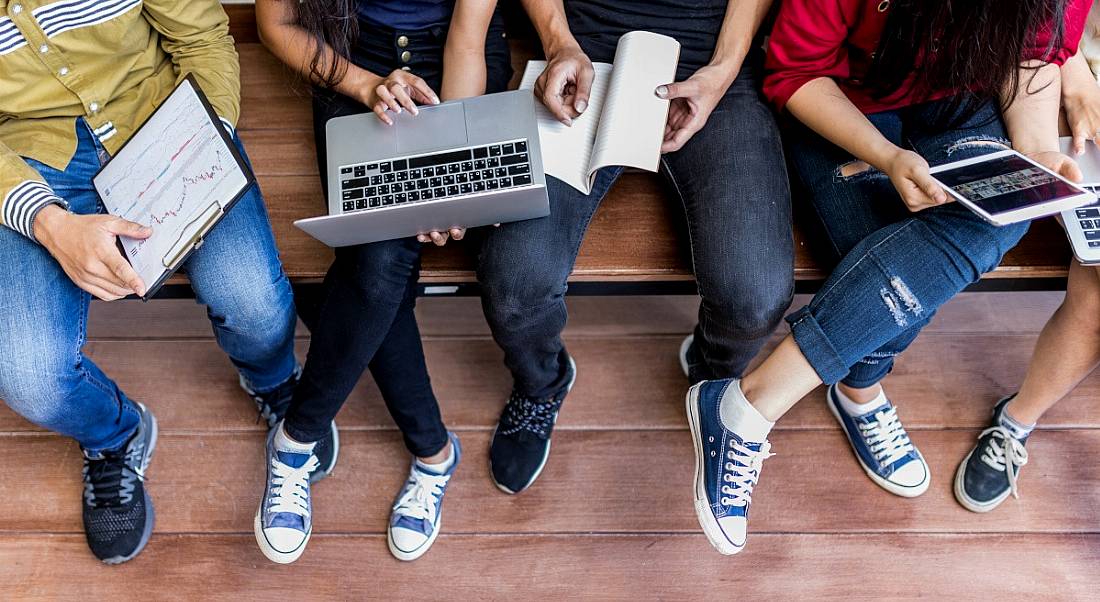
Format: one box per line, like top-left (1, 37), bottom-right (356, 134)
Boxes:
top-left (826, 385), bottom-right (929, 497)
top-left (388, 433), bottom-right (462, 561)
top-left (254, 422), bottom-right (320, 564)
top-left (685, 380), bottom-right (774, 555)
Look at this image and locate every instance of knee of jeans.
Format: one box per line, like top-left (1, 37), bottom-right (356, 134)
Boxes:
top-left (209, 272), bottom-right (296, 346)
top-left (942, 136), bottom-right (1012, 162)
top-left (336, 240), bottom-right (420, 303)
top-left (480, 261), bottom-right (565, 328)
top-left (702, 280), bottom-right (792, 339)
top-left (0, 349), bottom-right (78, 429)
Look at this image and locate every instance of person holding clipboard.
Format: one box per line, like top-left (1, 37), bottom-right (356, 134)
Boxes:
top-left (255, 0), bottom-right (510, 564)
top-left (0, 0), bottom-right (303, 564)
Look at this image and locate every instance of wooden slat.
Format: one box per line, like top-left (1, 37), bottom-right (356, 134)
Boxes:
top-left (84, 291), bottom-right (1064, 341)
top-left (4, 430), bottom-right (1098, 535)
top-left (5, 533), bottom-right (1099, 599)
top-left (4, 330), bottom-right (1098, 432)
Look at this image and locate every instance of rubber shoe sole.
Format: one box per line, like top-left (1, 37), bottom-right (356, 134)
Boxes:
top-left (826, 395), bottom-right (930, 498)
top-left (100, 405), bottom-right (158, 565)
top-left (489, 356), bottom-right (577, 495)
top-left (387, 509), bottom-right (444, 562)
top-left (953, 448), bottom-right (1011, 513)
top-left (679, 335), bottom-right (693, 380)
top-left (685, 382), bottom-right (744, 556)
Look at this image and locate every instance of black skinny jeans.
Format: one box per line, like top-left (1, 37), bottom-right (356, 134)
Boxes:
top-left (284, 14), bottom-right (513, 456)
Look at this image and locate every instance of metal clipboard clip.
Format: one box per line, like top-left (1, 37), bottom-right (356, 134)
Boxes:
top-left (161, 201), bottom-right (224, 269)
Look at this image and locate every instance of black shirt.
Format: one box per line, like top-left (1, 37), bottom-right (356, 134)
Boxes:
top-left (565, 0), bottom-right (729, 75)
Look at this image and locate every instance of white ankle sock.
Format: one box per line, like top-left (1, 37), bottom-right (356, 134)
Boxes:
top-left (999, 401), bottom-right (1035, 440)
top-left (718, 380), bottom-right (775, 443)
top-left (275, 423), bottom-right (316, 454)
top-left (834, 385), bottom-right (887, 416)
top-left (416, 441), bottom-right (455, 473)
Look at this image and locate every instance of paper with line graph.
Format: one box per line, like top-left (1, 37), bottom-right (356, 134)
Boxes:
top-left (94, 76), bottom-right (252, 297)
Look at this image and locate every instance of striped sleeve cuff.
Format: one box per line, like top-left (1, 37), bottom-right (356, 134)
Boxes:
top-left (219, 116), bottom-right (235, 136)
top-left (2, 180), bottom-right (68, 241)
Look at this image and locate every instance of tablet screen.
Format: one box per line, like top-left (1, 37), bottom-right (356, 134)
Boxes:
top-left (934, 154), bottom-right (1081, 215)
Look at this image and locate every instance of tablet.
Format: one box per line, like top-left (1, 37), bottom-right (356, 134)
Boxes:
top-left (929, 149), bottom-right (1093, 225)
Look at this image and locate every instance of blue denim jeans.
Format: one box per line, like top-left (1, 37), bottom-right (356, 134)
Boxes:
top-left (0, 120), bottom-right (297, 453)
top-left (478, 59), bottom-right (794, 396)
top-left (784, 99), bottom-right (1028, 387)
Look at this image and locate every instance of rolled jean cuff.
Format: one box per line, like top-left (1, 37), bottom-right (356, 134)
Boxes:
top-left (786, 306), bottom-right (850, 386)
top-left (81, 395), bottom-right (142, 456)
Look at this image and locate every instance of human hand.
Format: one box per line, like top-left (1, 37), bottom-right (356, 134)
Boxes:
top-left (33, 205), bottom-right (151, 300)
top-left (417, 227), bottom-right (466, 246)
top-left (883, 149), bottom-right (949, 212)
top-left (364, 69), bottom-right (440, 125)
top-left (656, 65), bottom-right (730, 153)
top-left (1063, 83), bottom-right (1100, 156)
top-left (534, 44), bottom-right (594, 126)
top-left (1024, 150), bottom-right (1084, 183)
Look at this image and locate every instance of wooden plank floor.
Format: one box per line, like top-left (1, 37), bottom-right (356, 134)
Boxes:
top-left (3, 292), bottom-right (1098, 600)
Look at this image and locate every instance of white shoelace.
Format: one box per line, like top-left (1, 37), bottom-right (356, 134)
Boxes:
top-left (720, 440), bottom-right (774, 507)
top-left (267, 454), bottom-right (320, 517)
top-left (979, 426), bottom-right (1029, 498)
top-left (857, 407), bottom-right (914, 467)
top-left (393, 468), bottom-right (450, 523)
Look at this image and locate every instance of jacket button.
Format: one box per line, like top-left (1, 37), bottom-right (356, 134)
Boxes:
top-left (400, 50), bottom-right (411, 63)
top-left (397, 35), bottom-right (409, 48)
top-left (11, 4), bottom-right (22, 14)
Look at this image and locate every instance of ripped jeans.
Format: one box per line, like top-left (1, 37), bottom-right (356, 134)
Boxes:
top-left (783, 98), bottom-right (1028, 387)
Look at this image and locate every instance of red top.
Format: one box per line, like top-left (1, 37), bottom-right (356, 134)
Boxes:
top-left (763, 0), bottom-right (1092, 114)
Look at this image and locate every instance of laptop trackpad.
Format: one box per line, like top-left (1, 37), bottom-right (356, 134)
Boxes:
top-left (395, 103), bottom-right (468, 153)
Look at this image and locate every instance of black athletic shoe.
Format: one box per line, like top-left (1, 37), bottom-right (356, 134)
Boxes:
top-left (82, 402), bottom-right (158, 564)
top-left (240, 369), bottom-right (339, 484)
top-left (490, 356), bottom-right (576, 494)
top-left (954, 396), bottom-right (1030, 513)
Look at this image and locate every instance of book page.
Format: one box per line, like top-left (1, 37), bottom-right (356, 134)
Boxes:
top-left (94, 79), bottom-right (249, 293)
top-left (590, 31), bottom-right (680, 176)
top-left (520, 60), bottom-right (614, 194)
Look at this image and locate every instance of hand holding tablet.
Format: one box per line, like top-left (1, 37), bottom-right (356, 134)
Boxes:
top-left (929, 149), bottom-right (1094, 225)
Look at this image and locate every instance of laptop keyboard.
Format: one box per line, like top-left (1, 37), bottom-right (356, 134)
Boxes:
top-left (337, 138), bottom-right (532, 213)
top-left (1076, 190), bottom-right (1100, 248)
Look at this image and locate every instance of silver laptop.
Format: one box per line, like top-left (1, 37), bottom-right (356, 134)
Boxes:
top-left (1059, 137), bottom-right (1100, 264)
top-left (295, 90), bottom-right (549, 247)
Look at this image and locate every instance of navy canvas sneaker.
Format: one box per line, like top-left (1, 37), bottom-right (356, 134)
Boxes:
top-left (685, 380), bottom-right (774, 555)
top-left (241, 369), bottom-right (338, 483)
top-left (388, 432), bottom-right (462, 561)
top-left (254, 423), bottom-right (320, 564)
top-left (826, 385), bottom-right (929, 497)
top-left (489, 356), bottom-right (576, 494)
top-left (82, 402), bottom-right (158, 564)
top-left (954, 396), bottom-right (1030, 513)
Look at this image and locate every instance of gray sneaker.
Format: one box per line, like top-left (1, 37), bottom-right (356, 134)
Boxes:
top-left (81, 402), bottom-right (158, 564)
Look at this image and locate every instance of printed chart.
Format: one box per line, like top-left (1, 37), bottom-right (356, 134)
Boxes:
top-left (95, 79), bottom-right (249, 290)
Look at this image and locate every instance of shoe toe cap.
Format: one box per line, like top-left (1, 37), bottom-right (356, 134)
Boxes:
top-left (389, 526), bottom-right (430, 553)
top-left (889, 457), bottom-right (930, 491)
top-left (263, 527), bottom-right (308, 554)
top-left (715, 515), bottom-right (748, 549)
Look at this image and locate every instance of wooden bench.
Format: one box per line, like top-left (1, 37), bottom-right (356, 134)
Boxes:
top-left (206, 4), bottom-right (1073, 297)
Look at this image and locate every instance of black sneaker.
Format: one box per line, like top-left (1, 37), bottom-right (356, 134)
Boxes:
top-left (954, 396), bottom-right (1030, 513)
top-left (82, 402), bottom-right (158, 564)
top-left (240, 370), bottom-right (339, 484)
top-left (490, 356), bottom-right (576, 494)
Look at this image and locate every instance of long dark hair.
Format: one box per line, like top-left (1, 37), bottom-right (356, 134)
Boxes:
top-left (297, 0), bottom-right (359, 88)
top-left (866, 0), bottom-right (1069, 125)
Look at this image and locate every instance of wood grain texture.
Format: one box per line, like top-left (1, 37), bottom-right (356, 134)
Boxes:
top-left (3, 333), bottom-right (1097, 433)
top-left (5, 533), bottom-right (1098, 600)
top-left (3, 430), bottom-right (1097, 535)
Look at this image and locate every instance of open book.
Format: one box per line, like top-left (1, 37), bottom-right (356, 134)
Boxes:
top-left (519, 31), bottom-right (680, 194)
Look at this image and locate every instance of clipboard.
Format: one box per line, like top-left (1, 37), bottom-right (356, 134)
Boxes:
top-left (93, 74), bottom-right (256, 300)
